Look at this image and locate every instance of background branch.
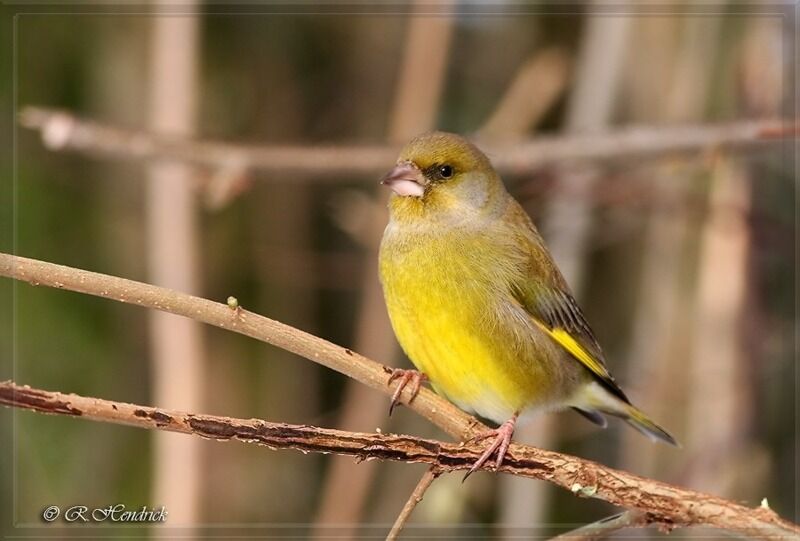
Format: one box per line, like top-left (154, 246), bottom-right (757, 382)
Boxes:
top-left (1, 252), bottom-right (798, 540)
top-left (19, 106), bottom-right (794, 178)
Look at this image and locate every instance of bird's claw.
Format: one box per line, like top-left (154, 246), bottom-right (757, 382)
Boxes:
top-left (387, 369), bottom-right (427, 416)
top-left (462, 416), bottom-right (517, 482)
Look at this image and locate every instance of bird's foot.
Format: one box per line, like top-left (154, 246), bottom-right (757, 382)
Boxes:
top-left (463, 415), bottom-right (518, 481)
top-left (387, 369), bottom-right (427, 416)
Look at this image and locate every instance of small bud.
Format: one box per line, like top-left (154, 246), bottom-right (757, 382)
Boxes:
top-left (227, 296), bottom-right (239, 310)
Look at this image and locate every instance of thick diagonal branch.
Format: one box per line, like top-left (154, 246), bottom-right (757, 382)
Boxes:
top-left (0, 253), bottom-right (798, 540)
top-left (0, 252), bottom-right (475, 439)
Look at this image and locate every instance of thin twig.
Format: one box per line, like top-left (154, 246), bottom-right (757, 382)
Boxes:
top-left (19, 106), bottom-right (795, 178)
top-left (549, 510), bottom-right (649, 540)
top-left (386, 467), bottom-right (441, 541)
top-left (1, 252), bottom-right (798, 540)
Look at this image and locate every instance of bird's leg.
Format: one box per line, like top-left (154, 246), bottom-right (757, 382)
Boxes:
top-left (387, 369), bottom-right (428, 416)
top-left (463, 414), bottom-right (518, 481)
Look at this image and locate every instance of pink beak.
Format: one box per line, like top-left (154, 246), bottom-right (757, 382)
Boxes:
top-left (380, 162), bottom-right (425, 197)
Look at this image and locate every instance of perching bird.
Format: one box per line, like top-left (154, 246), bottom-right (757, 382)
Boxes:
top-left (378, 132), bottom-right (677, 477)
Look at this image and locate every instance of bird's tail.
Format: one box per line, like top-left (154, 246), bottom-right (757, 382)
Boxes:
top-left (579, 382), bottom-right (679, 447)
top-left (617, 403), bottom-right (679, 447)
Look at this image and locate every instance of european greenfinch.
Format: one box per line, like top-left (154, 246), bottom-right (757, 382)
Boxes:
top-left (378, 132), bottom-right (677, 476)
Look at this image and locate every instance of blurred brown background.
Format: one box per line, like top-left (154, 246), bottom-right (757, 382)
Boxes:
top-left (0, 2), bottom-right (795, 539)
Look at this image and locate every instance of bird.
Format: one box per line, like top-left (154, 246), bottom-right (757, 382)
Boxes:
top-left (377, 131), bottom-right (678, 478)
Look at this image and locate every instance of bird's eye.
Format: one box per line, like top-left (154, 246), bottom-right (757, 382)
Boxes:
top-left (438, 164), bottom-right (454, 179)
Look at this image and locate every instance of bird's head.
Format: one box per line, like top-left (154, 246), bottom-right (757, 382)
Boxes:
top-left (381, 132), bottom-right (508, 222)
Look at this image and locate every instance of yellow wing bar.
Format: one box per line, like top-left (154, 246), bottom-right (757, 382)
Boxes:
top-left (533, 320), bottom-right (613, 383)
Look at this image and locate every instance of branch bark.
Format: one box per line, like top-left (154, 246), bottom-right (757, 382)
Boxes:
top-left (19, 106), bottom-right (795, 178)
top-left (1, 252), bottom-right (798, 540)
top-left (0, 381), bottom-right (483, 469)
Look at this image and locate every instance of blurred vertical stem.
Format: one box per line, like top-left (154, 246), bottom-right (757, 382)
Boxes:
top-left (620, 15), bottom-right (722, 478)
top-left (246, 25), bottom-right (319, 522)
top-left (685, 157), bottom-right (752, 491)
top-left (145, 8), bottom-right (204, 525)
top-left (679, 18), bottom-right (776, 493)
top-left (312, 2), bottom-right (454, 535)
top-left (500, 7), bottom-right (632, 534)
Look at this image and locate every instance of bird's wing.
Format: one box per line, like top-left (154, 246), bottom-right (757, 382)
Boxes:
top-left (515, 279), bottom-right (630, 404)
top-left (504, 206), bottom-right (631, 404)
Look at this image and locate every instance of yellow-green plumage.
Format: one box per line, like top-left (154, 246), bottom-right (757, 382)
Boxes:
top-left (379, 132), bottom-right (676, 446)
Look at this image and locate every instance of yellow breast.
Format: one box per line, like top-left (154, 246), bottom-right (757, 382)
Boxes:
top-left (379, 225), bottom-right (567, 423)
